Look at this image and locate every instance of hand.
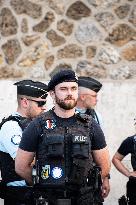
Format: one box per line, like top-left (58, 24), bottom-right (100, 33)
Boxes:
top-left (101, 177), bottom-right (110, 198)
top-left (128, 171), bottom-right (136, 178)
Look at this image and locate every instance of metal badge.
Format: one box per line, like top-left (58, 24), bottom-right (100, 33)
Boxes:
top-left (45, 119), bottom-right (56, 130)
top-left (41, 165), bottom-right (50, 179)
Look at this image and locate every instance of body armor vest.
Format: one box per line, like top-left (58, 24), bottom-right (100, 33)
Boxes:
top-left (35, 110), bottom-right (93, 189)
top-left (85, 109), bottom-right (100, 125)
top-left (131, 136), bottom-right (136, 171)
top-left (0, 115), bottom-right (31, 184)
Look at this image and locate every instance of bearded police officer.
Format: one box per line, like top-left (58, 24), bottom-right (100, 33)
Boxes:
top-left (77, 76), bottom-right (110, 202)
top-left (112, 135), bottom-right (136, 204)
top-left (0, 80), bottom-right (48, 205)
top-left (15, 70), bottom-right (110, 205)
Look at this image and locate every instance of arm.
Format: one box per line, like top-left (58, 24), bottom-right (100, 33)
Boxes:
top-left (92, 146), bottom-right (110, 179)
top-left (112, 151), bottom-right (136, 178)
top-left (15, 148), bottom-right (35, 185)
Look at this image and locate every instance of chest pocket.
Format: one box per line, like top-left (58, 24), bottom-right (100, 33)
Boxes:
top-left (72, 135), bottom-right (89, 159)
top-left (45, 135), bottom-right (64, 158)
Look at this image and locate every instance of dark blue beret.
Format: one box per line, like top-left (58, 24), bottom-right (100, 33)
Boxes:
top-left (48, 70), bottom-right (78, 91)
top-left (78, 76), bottom-right (102, 93)
top-left (14, 80), bottom-right (48, 99)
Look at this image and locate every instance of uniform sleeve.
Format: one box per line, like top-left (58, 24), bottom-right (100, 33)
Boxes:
top-left (0, 121), bottom-right (22, 159)
top-left (91, 119), bottom-right (107, 150)
top-left (19, 119), bottom-right (40, 152)
top-left (117, 136), bottom-right (134, 156)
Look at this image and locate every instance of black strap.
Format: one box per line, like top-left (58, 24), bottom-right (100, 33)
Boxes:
top-left (0, 115), bottom-right (24, 129)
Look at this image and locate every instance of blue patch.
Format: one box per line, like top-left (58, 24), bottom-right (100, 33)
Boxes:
top-left (45, 119), bottom-right (56, 130)
top-left (11, 135), bottom-right (21, 145)
top-left (51, 167), bottom-right (63, 179)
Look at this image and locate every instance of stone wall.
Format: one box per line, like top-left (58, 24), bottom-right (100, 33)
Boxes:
top-left (0, 0), bottom-right (135, 80)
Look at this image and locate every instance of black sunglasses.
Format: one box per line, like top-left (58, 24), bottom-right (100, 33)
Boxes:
top-left (27, 99), bottom-right (46, 107)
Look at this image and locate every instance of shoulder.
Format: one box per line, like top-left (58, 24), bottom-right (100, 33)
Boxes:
top-left (117, 135), bottom-right (135, 156)
top-left (1, 119), bottom-right (20, 131)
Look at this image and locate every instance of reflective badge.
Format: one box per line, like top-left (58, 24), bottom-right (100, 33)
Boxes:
top-left (51, 167), bottom-right (63, 179)
top-left (41, 165), bottom-right (50, 179)
top-left (11, 135), bottom-right (21, 145)
top-left (45, 119), bottom-right (56, 130)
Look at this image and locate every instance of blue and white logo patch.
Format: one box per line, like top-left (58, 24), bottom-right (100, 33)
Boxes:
top-left (11, 135), bottom-right (21, 145)
top-left (51, 167), bottom-right (63, 179)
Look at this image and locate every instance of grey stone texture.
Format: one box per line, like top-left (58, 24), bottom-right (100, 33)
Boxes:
top-left (106, 24), bottom-right (136, 46)
top-left (33, 11), bottom-right (55, 32)
top-left (1, 39), bottom-right (22, 65)
top-left (0, 0), bottom-right (135, 81)
top-left (128, 5), bottom-right (136, 27)
top-left (75, 21), bottom-right (103, 44)
top-left (66, 1), bottom-right (91, 20)
top-left (57, 44), bottom-right (83, 59)
top-left (57, 19), bottom-right (73, 36)
top-left (21, 18), bottom-right (28, 33)
top-left (46, 30), bottom-right (66, 47)
top-left (47, 0), bottom-right (65, 15)
top-left (0, 8), bottom-right (18, 36)
top-left (10, 0), bottom-right (42, 19)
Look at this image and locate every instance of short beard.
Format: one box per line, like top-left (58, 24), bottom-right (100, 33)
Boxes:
top-left (55, 95), bottom-right (77, 110)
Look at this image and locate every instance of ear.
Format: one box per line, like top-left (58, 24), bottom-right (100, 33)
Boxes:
top-left (80, 94), bottom-right (86, 101)
top-left (21, 98), bottom-right (29, 108)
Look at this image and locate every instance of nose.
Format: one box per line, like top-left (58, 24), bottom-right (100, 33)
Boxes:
top-left (67, 88), bottom-right (72, 95)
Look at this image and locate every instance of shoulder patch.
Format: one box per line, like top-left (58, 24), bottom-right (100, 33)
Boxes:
top-left (11, 135), bottom-right (21, 145)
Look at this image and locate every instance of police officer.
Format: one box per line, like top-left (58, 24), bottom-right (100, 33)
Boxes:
top-left (77, 76), bottom-right (110, 201)
top-left (77, 76), bottom-right (103, 127)
top-left (15, 70), bottom-right (110, 205)
top-left (112, 135), bottom-right (136, 204)
top-left (0, 80), bottom-right (48, 205)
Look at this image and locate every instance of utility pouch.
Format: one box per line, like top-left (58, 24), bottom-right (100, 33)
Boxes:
top-left (72, 136), bottom-right (89, 159)
top-left (46, 135), bottom-right (64, 158)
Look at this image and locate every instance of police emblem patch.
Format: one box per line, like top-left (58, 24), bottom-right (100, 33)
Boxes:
top-left (41, 165), bottom-right (50, 179)
top-left (45, 119), bottom-right (56, 129)
top-left (51, 167), bottom-right (63, 179)
top-left (11, 135), bottom-right (21, 145)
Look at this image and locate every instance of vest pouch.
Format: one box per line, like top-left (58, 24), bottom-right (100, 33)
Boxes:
top-left (72, 136), bottom-right (89, 159)
top-left (46, 135), bottom-right (64, 158)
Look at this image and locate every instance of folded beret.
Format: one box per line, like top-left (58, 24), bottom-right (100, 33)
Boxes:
top-left (14, 80), bottom-right (48, 99)
top-left (78, 76), bottom-right (102, 93)
top-left (48, 69), bottom-right (78, 91)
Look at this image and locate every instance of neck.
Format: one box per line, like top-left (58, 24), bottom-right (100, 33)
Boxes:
top-left (17, 107), bottom-right (27, 118)
top-left (54, 104), bottom-right (75, 118)
top-left (76, 101), bottom-right (84, 109)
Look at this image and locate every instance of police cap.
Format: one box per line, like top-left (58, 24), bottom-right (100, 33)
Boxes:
top-left (78, 76), bottom-right (102, 93)
top-left (14, 80), bottom-right (48, 99)
top-left (48, 69), bottom-right (78, 91)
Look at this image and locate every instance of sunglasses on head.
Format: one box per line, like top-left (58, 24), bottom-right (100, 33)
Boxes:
top-left (27, 99), bottom-right (46, 107)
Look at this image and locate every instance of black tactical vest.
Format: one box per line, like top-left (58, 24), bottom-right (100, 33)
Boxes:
top-left (131, 135), bottom-right (136, 171)
top-left (0, 115), bottom-right (31, 184)
top-left (85, 109), bottom-right (100, 125)
top-left (35, 110), bottom-right (93, 189)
